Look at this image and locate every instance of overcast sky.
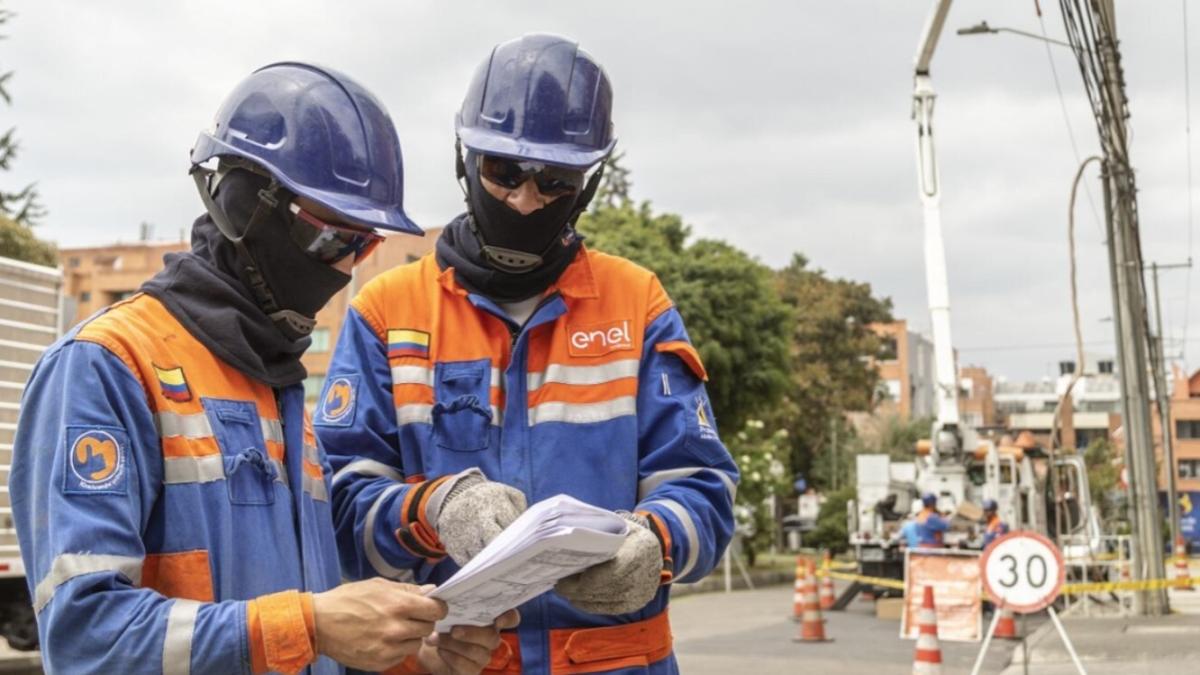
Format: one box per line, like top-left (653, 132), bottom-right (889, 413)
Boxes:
top-left (3, 1), bottom-right (1196, 382)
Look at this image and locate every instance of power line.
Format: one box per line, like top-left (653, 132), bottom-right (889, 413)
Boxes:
top-left (1036, 4), bottom-right (1105, 238)
top-left (1183, 0), bottom-right (1195, 361)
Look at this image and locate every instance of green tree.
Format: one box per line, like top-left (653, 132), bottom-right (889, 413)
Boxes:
top-left (1083, 438), bottom-right (1121, 524)
top-left (727, 420), bottom-right (791, 564)
top-left (580, 201), bottom-right (792, 433)
top-left (0, 5), bottom-right (52, 266)
top-left (0, 214), bottom-right (55, 266)
top-left (804, 485), bottom-right (856, 553)
top-left (0, 5), bottom-right (44, 226)
top-left (593, 151), bottom-right (632, 210)
top-left (772, 254), bottom-right (892, 486)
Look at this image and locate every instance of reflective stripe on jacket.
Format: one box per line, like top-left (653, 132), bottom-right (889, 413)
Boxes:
top-left (315, 249), bottom-right (739, 674)
top-left (10, 294), bottom-right (341, 674)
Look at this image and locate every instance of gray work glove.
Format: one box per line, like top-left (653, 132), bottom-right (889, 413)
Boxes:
top-left (555, 511), bottom-right (664, 615)
top-left (426, 468), bottom-right (527, 566)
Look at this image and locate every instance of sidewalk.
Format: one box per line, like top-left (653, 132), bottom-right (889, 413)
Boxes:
top-left (999, 589), bottom-right (1200, 674)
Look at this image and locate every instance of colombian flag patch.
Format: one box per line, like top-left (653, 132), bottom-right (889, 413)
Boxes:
top-left (387, 329), bottom-right (430, 359)
top-left (154, 365), bottom-right (192, 402)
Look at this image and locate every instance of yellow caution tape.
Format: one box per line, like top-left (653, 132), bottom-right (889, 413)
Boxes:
top-left (826, 569), bottom-right (906, 590)
top-left (814, 568), bottom-right (1197, 596)
top-left (1061, 577), bottom-right (1198, 594)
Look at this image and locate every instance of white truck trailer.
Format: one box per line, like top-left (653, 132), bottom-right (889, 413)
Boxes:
top-left (0, 255), bottom-right (67, 659)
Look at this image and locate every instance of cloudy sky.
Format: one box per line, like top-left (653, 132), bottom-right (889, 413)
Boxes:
top-left (2, 1), bottom-right (1196, 382)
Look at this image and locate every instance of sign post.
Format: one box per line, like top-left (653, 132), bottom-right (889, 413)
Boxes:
top-left (970, 531), bottom-right (1086, 675)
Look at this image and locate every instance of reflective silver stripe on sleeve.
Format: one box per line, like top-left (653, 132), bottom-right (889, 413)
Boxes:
top-left (155, 411), bottom-right (212, 439)
top-left (645, 498), bottom-right (701, 580)
top-left (303, 474), bottom-right (329, 502)
top-left (303, 442), bottom-right (321, 465)
top-left (527, 359), bottom-right (640, 391)
top-left (395, 404), bottom-right (433, 426)
top-left (527, 396), bottom-right (637, 426)
top-left (162, 599), bottom-right (200, 675)
top-left (260, 418), bottom-right (283, 444)
top-left (163, 456), bottom-right (225, 485)
top-left (331, 459), bottom-right (405, 486)
top-left (364, 483), bottom-right (413, 580)
top-left (33, 553), bottom-right (144, 613)
top-left (271, 459), bottom-right (288, 487)
top-left (163, 456), bottom-right (286, 487)
top-left (391, 365), bottom-right (434, 386)
top-left (638, 467), bottom-right (737, 502)
top-left (391, 366), bottom-right (502, 387)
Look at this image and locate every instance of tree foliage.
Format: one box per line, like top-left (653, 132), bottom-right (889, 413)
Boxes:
top-left (0, 214), bottom-right (55, 266)
top-left (727, 420), bottom-right (791, 561)
top-left (771, 255), bottom-right (893, 485)
top-left (580, 178), bottom-right (792, 432)
top-left (0, 5), bottom-right (44, 226)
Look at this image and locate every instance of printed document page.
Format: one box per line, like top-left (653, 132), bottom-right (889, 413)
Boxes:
top-left (429, 494), bottom-right (628, 630)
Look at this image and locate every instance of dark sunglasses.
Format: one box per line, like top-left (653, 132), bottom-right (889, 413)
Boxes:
top-left (288, 202), bottom-right (383, 266)
top-left (478, 155), bottom-right (584, 198)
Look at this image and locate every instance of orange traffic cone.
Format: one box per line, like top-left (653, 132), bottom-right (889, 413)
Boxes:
top-left (993, 605), bottom-right (1018, 640)
top-left (912, 586), bottom-right (942, 674)
top-left (794, 561), bottom-right (833, 642)
top-left (1175, 536), bottom-right (1193, 591)
top-left (792, 556), bottom-right (807, 619)
top-left (819, 552), bottom-right (836, 611)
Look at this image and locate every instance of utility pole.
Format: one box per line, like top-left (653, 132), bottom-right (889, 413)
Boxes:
top-left (1149, 260), bottom-right (1191, 552)
top-left (1093, 0), bottom-right (1168, 615)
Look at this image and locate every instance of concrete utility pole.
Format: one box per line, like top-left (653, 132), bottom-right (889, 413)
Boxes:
top-left (1149, 261), bottom-right (1191, 553)
top-left (1094, 0), bottom-right (1168, 615)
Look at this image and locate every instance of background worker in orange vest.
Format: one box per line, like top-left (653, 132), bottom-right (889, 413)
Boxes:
top-left (10, 62), bottom-right (515, 674)
top-left (981, 498), bottom-right (1009, 549)
top-left (915, 493), bottom-right (950, 548)
top-left (316, 34), bottom-right (738, 674)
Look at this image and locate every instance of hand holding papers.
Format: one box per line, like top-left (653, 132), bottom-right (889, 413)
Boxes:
top-left (428, 494), bottom-right (628, 631)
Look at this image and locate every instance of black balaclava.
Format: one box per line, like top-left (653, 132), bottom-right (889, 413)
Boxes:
top-left (141, 168), bottom-right (352, 387)
top-left (436, 151), bottom-right (587, 303)
top-left (212, 168), bottom-right (352, 328)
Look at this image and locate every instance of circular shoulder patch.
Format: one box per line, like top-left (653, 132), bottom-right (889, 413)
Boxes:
top-left (69, 430), bottom-right (124, 491)
top-left (322, 376), bottom-right (356, 423)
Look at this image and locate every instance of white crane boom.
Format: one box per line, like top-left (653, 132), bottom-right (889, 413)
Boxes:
top-left (912, 0), bottom-right (963, 458)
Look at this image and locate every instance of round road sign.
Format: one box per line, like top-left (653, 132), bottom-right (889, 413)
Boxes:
top-left (980, 531), bottom-right (1065, 613)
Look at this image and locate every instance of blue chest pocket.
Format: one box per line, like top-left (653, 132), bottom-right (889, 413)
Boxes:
top-left (432, 360), bottom-right (493, 453)
top-left (203, 398), bottom-right (278, 506)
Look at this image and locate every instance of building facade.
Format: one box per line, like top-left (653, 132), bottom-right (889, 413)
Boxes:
top-left (60, 230), bottom-right (440, 404)
top-left (1155, 367), bottom-right (1200, 495)
top-left (869, 320), bottom-right (936, 420)
top-left (959, 365), bottom-right (997, 429)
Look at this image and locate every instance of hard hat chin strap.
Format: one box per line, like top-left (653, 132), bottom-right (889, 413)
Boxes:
top-left (189, 165), bottom-right (316, 340)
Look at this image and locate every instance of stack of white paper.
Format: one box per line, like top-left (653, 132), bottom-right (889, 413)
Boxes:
top-left (428, 494), bottom-right (628, 630)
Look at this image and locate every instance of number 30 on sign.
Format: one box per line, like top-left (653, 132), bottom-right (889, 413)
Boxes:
top-left (980, 531), bottom-right (1065, 613)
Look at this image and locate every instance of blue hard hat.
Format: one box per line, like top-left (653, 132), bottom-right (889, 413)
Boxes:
top-left (983, 499), bottom-right (998, 512)
top-left (922, 493), bottom-right (938, 507)
top-left (456, 34), bottom-right (617, 169)
top-left (191, 62), bottom-right (422, 235)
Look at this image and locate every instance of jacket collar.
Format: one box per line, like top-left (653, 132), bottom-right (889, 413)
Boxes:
top-left (438, 246), bottom-right (600, 301)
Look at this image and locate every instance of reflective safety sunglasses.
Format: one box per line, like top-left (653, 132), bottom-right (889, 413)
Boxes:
top-left (478, 154), bottom-right (585, 198)
top-left (288, 202), bottom-right (383, 266)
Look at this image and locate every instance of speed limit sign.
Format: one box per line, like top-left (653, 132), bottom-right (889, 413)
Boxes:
top-left (980, 531), bottom-right (1065, 613)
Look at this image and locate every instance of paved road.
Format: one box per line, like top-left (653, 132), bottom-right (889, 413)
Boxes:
top-left (671, 582), bottom-right (1029, 674)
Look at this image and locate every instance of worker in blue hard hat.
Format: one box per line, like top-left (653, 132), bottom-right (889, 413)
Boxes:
top-left (915, 493), bottom-right (951, 548)
top-left (316, 33), bottom-right (738, 674)
top-left (11, 62), bottom-right (515, 674)
top-left (981, 498), bottom-right (1010, 549)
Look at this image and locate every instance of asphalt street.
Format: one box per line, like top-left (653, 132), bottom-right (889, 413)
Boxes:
top-left (671, 582), bottom-right (1032, 674)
